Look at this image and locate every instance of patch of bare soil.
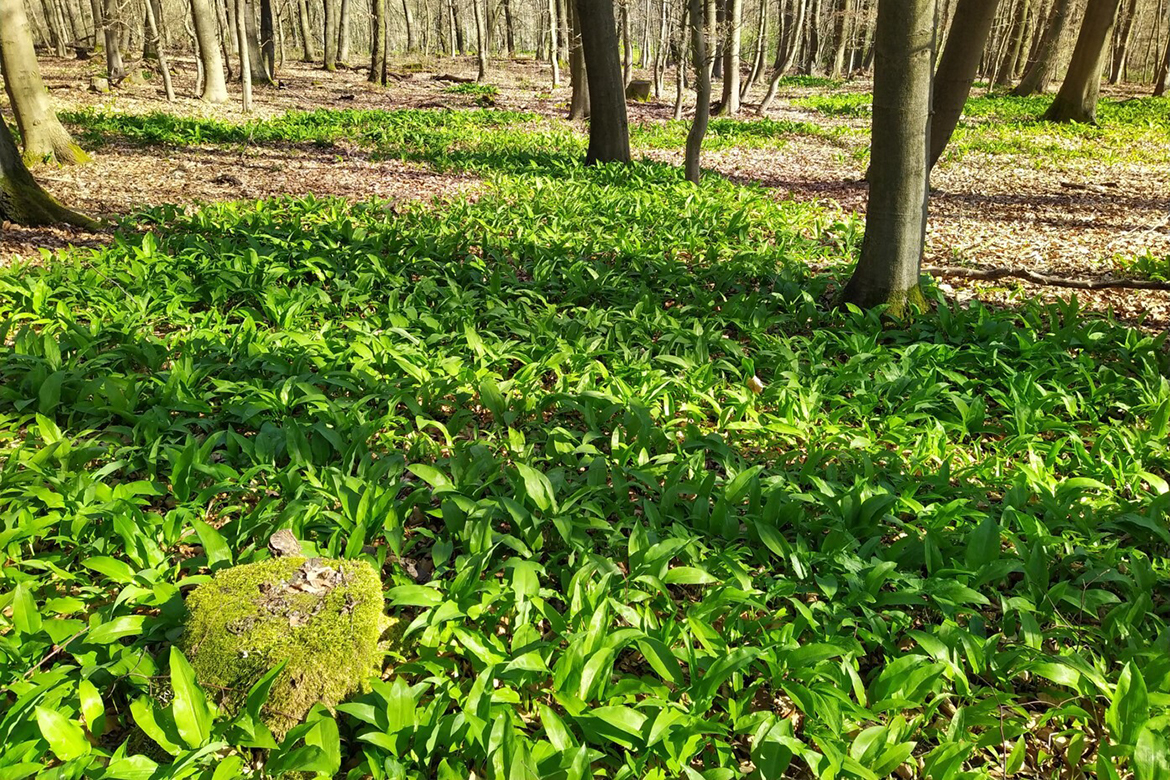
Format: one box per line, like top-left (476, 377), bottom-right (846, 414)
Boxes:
top-left (3, 54), bottom-right (1168, 331)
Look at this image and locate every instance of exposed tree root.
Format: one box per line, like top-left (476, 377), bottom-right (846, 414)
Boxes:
top-left (923, 265), bottom-right (1170, 291)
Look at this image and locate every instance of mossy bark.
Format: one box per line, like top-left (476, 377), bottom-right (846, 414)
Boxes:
top-left (181, 556), bottom-right (394, 737)
top-left (0, 120), bottom-right (96, 228)
top-left (0, 0), bottom-right (90, 166)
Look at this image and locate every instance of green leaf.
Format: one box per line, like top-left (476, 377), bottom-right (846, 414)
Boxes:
top-left (636, 637), bottom-right (683, 685)
top-left (1107, 661), bottom-right (1149, 747)
top-left (1135, 726), bottom-right (1170, 780)
top-left (190, 516), bottom-right (233, 569)
top-left (965, 515), bottom-right (1000, 569)
top-left (516, 463), bottom-right (556, 512)
top-left (170, 646), bottom-right (213, 748)
top-left (35, 706), bottom-right (90, 761)
top-left (87, 615), bottom-right (147, 644)
top-left (662, 566), bottom-right (717, 585)
top-left (12, 582), bottom-right (42, 635)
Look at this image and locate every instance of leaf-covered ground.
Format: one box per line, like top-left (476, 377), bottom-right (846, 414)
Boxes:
top-left (2, 97), bottom-right (1170, 778)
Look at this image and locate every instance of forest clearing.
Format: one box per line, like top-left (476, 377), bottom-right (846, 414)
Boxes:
top-left (2, 0), bottom-right (1170, 777)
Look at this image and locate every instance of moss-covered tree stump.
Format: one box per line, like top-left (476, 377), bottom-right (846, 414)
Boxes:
top-left (181, 555), bottom-right (388, 736)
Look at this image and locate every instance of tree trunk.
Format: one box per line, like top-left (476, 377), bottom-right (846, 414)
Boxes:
top-left (577, 0), bottom-right (630, 163)
top-left (830, 0), bottom-right (852, 77)
top-left (653, 0), bottom-right (669, 95)
top-left (1043, 0), bottom-right (1121, 122)
top-left (621, 0), bottom-right (633, 85)
top-left (741, 0), bottom-right (767, 98)
top-left (297, 0), bottom-right (314, 60)
top-left (502, 0), bottom-right (514, 55)
top-left (759, 0), bottom-right (807, 113)
top-left (568, 0), bottom-right (589, 118)
top-left (672, 0), bottom-right (687, 119)
top-left (242, 0), bottom-right (269, 82)
top-left (1108, 0), bottom-right (1139, 83)
top-left (1012, 0), bottom-right (1072, 95)
top-left (0, 0), bottom-right (90, 164)
top-left (236, 0), bottom-right (253, 110)
top-left (102, 0), bottom-right (125, 81)
top-left (841, 0), bottom-right (937, 315)
top-left (711, 0), bottom-right (724, 77)
top-left (191, 0), bottom-right (229, 100)
top-left (1155, 35), bottom-right (1169, 95)
top-left (717, 0), bottom-right (741, 113)
top-left (928, 0), bottom-right (1002, 170)
top-left (337, 0), bottom-right (349, 63)
top-left (0, 119), bottom-right (94, 227)
top-left (548, 0), bottom-right (560, 85)
top-left (259, 0), bottom-right (276, 80)
top-left (473, 0), bottom-right (487, 80)
top-left (323, 0), bottom-right (337, 68)
top-left (685, 0), bottom-right (710, 182)
top-left (403, 0), bottom-right (416, 50)
top-left (369, 0), bottom-right (385, 81)
top-left (143, 0), bottom-right (175, 100)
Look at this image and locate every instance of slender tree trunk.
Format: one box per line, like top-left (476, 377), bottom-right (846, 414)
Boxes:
top-left (577, 0), bottom-right (630, 163)
top-left (685, 0), bottom-right (710, 182)
top-left (297, 0), bottom-right (314, 59)
top-left (473, 0), bottom-right (487, 80)
top-left (741, 0), bottom-right (767, 98)
top-left (1043, 0), bottom-right (1121, 122)
top-left (337, 0), bottom-right (349, 63)
top-left (236, 0), bottom-right (253, 109)
top-left (621, 0), bottom-right (633, 84)
top-left (653, 0), bottom-right (669, 95)
top-left (1012, 0), bottom-right (1072, 95)
top-left (259, 0), bottom-right (276, 80)
top-left (0, 0), bottom-right (90, 164)
top-left (548, 0), bottom-right (560, 85)
top-left (672, 0), bottom-right (687, 118)
top-left (928, 0), bottom-right (1002, 170)
top-left (717, 0), bottom-right (741, 113)
top-left (841, 0), bottom-right (937, 315)
top-left (568, 0), bottom-right (589, 118)
top-left (143, 0), bottom-right (175, 99)
top-left (502, 0), bottom-right (514, 55)
top-left (1108, 0), bottom-right (1139, 83)
top-left (369, 0), bottom-right (385, 80)
top-left (830, 0), bottom-right (852, 76)
top-left (323, 0), bottom-right (337, 68)
top-left (759, 0), bottom-right (807, 113)
top-left (0, 119), bottom-right (94, 227)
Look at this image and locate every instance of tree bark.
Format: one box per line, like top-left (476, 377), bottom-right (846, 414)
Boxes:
top-left (685, 0), bottom-right (710, 182)
top-left (473, 0), bottom-right (487, 80)
top-left (548, 0), bottom-right (560, 85)
top-left (236, 0), bottom-right (253, 110)
top-left (1156, 33), bottom-right (1170, 96)
top-left (759, 0), bottom-right (807, 113)
top-left (672, 0), bottom-right (687, 119)
top-left (191, 0), bottom-right (229, 99)
top-left (1012, 0), bottom-right (1073, 95)
top-left (259, 0), bottom-right (276, 80)
top-left (0, 0), bottom-right (89, 165)
top-left (337, 0), bottom-right (350, 64)
top-left (0, 119), bottom-right (94, 227)
top-left (577, 0), bottom-right (630, 163)
top-left (567, 0), bottom-right (589, 118)
top-left (830, 0), bottom-right (852, 76)
top-left (928, 0), bottom-right (1002, 170)
top-left (403, 0), bottom-right (416, 50)
top-left (323, 0), bottom-right (337, 68)
top-left (1043, 0), bottom-right (1121, 122)
top-left (369, 0), bottom-right (386, 81)
top-left (741, 0), bottom-right (767, 98)
top-left (1107, 0), bottom-right (1139, 83)
top-left (717, 0), bottom-right (741, 113)
top-left (297, 0), bottom-right (315, 60)
top-left (621, 0), bottom-right (633, 85)
top-left (502, 0), bottom-right (514, 55)
top-left (102, 0), bottom-right (125, 81)
top-left (841, 0), bottom-right (937, 315)
top-left (143, 0), bottom-right (175, 100)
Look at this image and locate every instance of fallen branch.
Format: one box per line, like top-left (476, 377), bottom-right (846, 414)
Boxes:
top-left (922, 265), bottom-right (1170, 291)
top-left (433, 73), bottom-right (476, 83)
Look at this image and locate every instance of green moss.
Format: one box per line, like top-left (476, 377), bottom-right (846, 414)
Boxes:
top-left (181, 556), bottom-right (385, 736)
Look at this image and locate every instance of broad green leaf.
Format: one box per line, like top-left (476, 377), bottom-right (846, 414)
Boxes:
top-left (35, 706), bottom-right (90, 761)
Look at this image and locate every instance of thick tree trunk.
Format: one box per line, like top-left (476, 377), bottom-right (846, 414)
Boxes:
top-left (717, 0), bottom-right (741, 113)
top-left (143, 0), bottom-right (175, 100)
top-left (928, 0), bottom-right (1002, 170)
top-left (323, 0), bottom-right (337, 68)
top-left (259, 0), bottom-right (276, 80)
top-left (369, 0), bottom-right (386, 81)
top-left (1043, 0), bottom-right (1121, 122)
top-left (1012, 0), bottom-right (1073, 95)
top-left (685, 0), bottom-right (711, 182)
top-left (102, 0), bottom-right (125, 81)
top-left (0, 119), bottom-right (94, 227)
top-left (1156, 34), bottom-right (1170, 96)
top-left (568, 0), bottom-right (589, 118)
top-left (297, 0), bottom-right (315, 60)
top-left (830, 0), bottom-right (852, 77)
top-left (236, 0), bottom-right (253, 110)
top-left (577, 0), bottom-right (630, 163)
top-left (242, 0), bottom-right (269, 82)
top-left (473, 0), bottom-right (487, 80)
top-left (0, 0), bottom-right (89, 165)
top-left (191, 0), bottom-right (229, 100)
top-left (841, 0), bottom-right (937, 315)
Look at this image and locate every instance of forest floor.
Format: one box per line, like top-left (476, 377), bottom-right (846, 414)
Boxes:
top-left (2, 53), bottom-right (1169, 330)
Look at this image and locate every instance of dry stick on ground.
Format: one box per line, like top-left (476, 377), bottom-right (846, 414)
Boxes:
top-left (922, 266), bottom-right (1170, 291)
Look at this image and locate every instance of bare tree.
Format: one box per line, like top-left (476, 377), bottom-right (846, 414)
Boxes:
top-left (578, 0), bottom-right (631, 163)
top-left (928, 0), bottom-right (1002, 170)
top-left (1043, 0), bottom-right (1122, 122)
top-left (685, 0), bottom-right (711, 182)
top-left (192, 0), bottom-right (230, 100)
